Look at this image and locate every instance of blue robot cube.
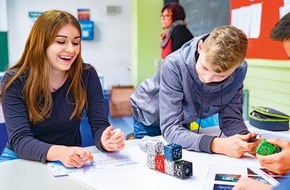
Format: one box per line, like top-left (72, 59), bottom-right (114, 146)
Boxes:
top-left (164, 143), bottom-right (182, 161)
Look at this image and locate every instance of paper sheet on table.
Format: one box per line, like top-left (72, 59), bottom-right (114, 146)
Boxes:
top-left (70, 145), bottom-right (196, 190)
top-left (47, 146), bottom-right (139, 177)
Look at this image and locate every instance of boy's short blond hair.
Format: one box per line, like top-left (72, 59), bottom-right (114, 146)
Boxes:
top-left (203, 25), bottom-right (248, 73)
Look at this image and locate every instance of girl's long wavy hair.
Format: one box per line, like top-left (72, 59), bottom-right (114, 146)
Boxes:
top-left (0, 10), bottom-right (86, 124)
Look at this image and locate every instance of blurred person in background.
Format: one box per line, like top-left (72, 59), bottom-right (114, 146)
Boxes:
top-left (160, 2), bottom-right (193, 59)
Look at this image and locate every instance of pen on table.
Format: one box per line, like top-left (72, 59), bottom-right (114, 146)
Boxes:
top-left (80, 156), bottom-right (94, 165)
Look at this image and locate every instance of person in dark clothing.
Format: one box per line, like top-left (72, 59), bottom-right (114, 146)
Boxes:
top-left (0, 10), bottom-right (125, 167)
top-left (160, 2), bottom-right (193, 59)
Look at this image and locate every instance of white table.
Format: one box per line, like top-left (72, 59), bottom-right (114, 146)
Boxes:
top-left (0, 122), bottom-right (289, 190)
top-left (0, 140), bottom-right (137, 190)
top-left (69, 143), bottom-right (261, 190)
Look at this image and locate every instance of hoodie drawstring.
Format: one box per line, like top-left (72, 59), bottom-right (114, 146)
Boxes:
top-left (196, 86), bottom-right (203, 134)
top-left (218, 85), bottom-right (224, 137)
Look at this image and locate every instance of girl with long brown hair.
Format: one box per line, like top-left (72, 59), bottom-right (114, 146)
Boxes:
top-left (0, 10), bottom-right (125, 167)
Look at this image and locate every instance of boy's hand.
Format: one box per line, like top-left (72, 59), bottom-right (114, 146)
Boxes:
top-left (211, 133), bottom-right (258, 158)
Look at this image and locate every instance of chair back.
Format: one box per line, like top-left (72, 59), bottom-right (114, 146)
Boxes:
top-left (0, 123), bottom-right (8, 152)
top-left (80, 115), bottom-right (95, 147)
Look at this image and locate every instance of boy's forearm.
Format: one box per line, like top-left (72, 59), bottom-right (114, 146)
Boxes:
top-left (211, 138), bottom-right (224, 154)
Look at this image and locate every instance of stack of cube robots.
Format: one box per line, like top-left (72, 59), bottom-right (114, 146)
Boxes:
top-left (139, 136), bottom-right (193, 179)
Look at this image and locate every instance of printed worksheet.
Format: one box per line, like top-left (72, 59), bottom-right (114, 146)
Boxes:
top-left (47, 147), bottom-right (139, 177)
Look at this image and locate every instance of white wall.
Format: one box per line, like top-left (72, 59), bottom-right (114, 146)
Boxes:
top-left (7, 0), bottom-right (132, 90)
top-left (0, 0), bottom-right (8, 31)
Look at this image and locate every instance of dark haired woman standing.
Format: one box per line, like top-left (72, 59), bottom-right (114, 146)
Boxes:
top-left (160, 2), bottom-right (193, 59)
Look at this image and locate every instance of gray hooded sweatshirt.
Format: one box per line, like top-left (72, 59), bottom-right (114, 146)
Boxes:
top-left (130, 34), bottom-right (249, 153)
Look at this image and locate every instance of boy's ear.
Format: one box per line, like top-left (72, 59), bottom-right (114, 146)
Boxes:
top-left (197, 40), bottom-right (203, 54)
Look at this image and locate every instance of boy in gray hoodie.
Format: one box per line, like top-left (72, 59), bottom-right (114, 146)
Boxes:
top-left (130, 25), bottom-right (257, 158)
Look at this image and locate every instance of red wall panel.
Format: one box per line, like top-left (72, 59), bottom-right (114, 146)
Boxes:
top-left (230, 0), bottom-right (287, 60)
